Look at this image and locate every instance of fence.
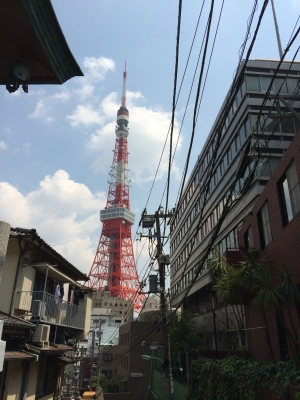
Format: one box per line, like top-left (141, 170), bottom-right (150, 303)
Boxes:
top-left (15, 290), bottom-right (85, 329)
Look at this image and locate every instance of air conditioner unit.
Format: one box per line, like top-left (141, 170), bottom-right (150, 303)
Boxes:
top-left (32, 324), bottom-right (50, 348)
top-left (32, 300), bottom-right (45, 318)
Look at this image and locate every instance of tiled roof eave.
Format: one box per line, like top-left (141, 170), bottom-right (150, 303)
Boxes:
top-left (21, 0), bottom-right (83, 84)
top-left (0, 312), bottom-right (36, 329)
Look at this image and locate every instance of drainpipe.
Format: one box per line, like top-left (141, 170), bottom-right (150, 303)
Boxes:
top-left (41, 264), bottom-right (49, 319)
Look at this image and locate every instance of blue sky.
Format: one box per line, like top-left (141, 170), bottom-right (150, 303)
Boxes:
top-left (0, 0), bottom-right (299, 280)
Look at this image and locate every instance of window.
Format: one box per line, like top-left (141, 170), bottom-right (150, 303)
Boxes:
top-left (278, 161), bottom-right (300, 225)
top-left (260, 76), bottom-right (273, 92)
top-left (258, 202), bottom-right (272, 249)
top-left (103, 353), bottom-right (113, 361)
top-left (244, 226), bottom-right (253, 249)
top-left (274, 78), bottom-right (287, 93)
top-left (246, 75), bottom-right (260, 91)
top-left (102, 370), bottom-right (112, 379)
top-left (36, 356), bottom-right (56, 398)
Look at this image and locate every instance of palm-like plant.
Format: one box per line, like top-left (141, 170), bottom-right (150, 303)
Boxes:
top-left (207, 247), bottom-right (232, 282)
top-left (208, 247), bottom-right (300, 365)
top-left (277, 264), bottom-right (300, 366)
top-left (208, 248), bottom-right (246, 351)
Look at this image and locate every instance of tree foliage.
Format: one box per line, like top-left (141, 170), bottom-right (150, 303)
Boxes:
top-left (188, 356), bottom-right (300, 400)
top-left (169, 310), bottom-right (202, 381)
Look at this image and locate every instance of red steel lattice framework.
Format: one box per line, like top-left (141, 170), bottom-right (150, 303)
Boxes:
top-left (88, 65), bottom-right (144, 309)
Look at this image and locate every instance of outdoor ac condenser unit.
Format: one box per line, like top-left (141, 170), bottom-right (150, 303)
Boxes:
top-left (32, 324), bottom-right (50, 348)
top-left (32, 300), bottom-right (44, 318)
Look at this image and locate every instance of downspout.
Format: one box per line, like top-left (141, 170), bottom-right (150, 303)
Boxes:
top-left (41, 264), bottom-right (49, 319)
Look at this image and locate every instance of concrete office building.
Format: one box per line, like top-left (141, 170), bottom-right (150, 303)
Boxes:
top-left (169, 59), bottom-right (300, 348)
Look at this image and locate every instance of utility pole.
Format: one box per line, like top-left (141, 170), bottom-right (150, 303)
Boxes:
top-left (90, 330), bottom-right (95, 387)
top-left (97, 318), bottom-right (104, 385)
top-left (140, 207), bottom-right (174, 400)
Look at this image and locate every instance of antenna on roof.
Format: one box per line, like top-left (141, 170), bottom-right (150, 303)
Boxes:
top-left (121, 60), bottom-right (127, 108)
top-left (270, 0), bottom-right (283, 59)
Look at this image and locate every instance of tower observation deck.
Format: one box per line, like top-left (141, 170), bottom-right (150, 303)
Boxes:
top-left (87, 65), bottom-right (144, 309)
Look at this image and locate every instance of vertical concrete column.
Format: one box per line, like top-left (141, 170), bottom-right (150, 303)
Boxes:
top-left (0, 321), bottom-right (6, 372)
top-left (0, 221), bottom-right (11, 286)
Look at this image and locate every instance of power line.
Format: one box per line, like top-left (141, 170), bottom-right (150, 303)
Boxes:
top-left (177, 0), bottom-right (216, 207)
top-left (170, 19), bottom-right (300, 317)
top-left (165, 0), bottom-right (183, 224)
top-left (169, 0), bottom-right (272, 315)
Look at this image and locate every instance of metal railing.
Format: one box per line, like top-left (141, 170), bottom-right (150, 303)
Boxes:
top-left (15, 291), bottom-right (85, 329)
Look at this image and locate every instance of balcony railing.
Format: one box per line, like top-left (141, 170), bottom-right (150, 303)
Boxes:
top-left (15, 291), bottom-right (85, 330)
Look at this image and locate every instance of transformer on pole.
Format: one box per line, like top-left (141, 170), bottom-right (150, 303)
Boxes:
top-left (87, 64), bottom-right (144, 309)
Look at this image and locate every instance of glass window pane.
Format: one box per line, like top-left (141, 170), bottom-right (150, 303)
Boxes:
top-left (246, 75), bottom-right (260, 91)
top-left (282, 179), bottom-right (293, 222)
top-left (229, 231), bottom-right (235, 249)
top-left (274, 78), bottom-right (288, 93)
top-left (260, 76), bottom-right (273, 92)
top-left (281, 117), bottom-right (295, 133)
top-left (239, 126), bottom-right (245, 145)
top-left (231, 140), bottom-right (237, 158)
top-left (287, 78), bottom-right (298, 93)
top-left (245, 119), bottom-right (251, 137)
top-left (241, 80), bottom-right (246, 97)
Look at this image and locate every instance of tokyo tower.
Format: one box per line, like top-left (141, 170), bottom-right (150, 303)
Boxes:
top-left (88, 64), bottom-right (143, 308)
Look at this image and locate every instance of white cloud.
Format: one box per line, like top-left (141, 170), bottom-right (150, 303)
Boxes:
top-left (27, 56), bottom-right (115, 122)
top-left (28, 99), bottom-right (53, 122)
top-left (0, 141), bottom-right (7, 150)
top-left (52, 90), bottom-right (70, 102)
top-left (67, 104), bottom-right (104, 127)
top-left (0, 171), bottom-right (106, 273)
top-left (87, 91), bottom-right (182, 184)
top-left (83, 56), bottom-right (115, 82)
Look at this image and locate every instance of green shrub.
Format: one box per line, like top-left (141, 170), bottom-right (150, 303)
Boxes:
top-left (188, 356), bottom-right (300, 400)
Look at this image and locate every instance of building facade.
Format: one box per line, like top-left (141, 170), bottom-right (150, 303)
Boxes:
top-left (238, 128), bottom-right (300, 362)
top-left (0, 226), bottom-right (92, 399)
top-left (170, 59), bottom-right (300, 349)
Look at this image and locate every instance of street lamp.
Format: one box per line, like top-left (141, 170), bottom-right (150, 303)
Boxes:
top-left (141, 355), bottom-right (163, 364)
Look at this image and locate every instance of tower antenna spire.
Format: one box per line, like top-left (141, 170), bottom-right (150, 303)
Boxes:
top-left (121, 60), bottom-right (127, 107)
top-left (87, 65), bottom-right (144, 310)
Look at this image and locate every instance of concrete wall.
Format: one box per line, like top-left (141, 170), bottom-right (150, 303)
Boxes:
top-left (0, 239), bottom-right (21, 314)
top-left (239, 129), bottom-right (300, 362)
top-left (27, 361), bottom-right (39, 400)
top-left (3, 360), bottom-right (23, 399)
top-left (79, 291), bottom-right (93, 338)
top-left (0, 221), bottom-right (10, 286)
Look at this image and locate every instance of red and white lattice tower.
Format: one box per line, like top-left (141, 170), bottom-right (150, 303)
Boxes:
top-left (88, 64), bottom-right (144, 309)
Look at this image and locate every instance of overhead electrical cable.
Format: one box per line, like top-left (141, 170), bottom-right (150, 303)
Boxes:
top-left (134, 0), bottom-right (207, 238)
top-left (173, 0), bottom-right (260, 225)
top-left (168, 0), bottom-right (271, 314)
top-left (170, 14), bottom-right (300, 317)
top-left (176, 0), bottom-right (215, 207)
top-left (165, 0), bottom-right (183, 221)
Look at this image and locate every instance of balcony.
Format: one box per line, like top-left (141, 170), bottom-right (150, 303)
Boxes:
top-left (15, 291), bottom-right (85, 330)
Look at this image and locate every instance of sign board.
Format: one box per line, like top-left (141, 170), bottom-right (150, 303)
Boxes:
top-left (129, 373), bottom-right (143, 378)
